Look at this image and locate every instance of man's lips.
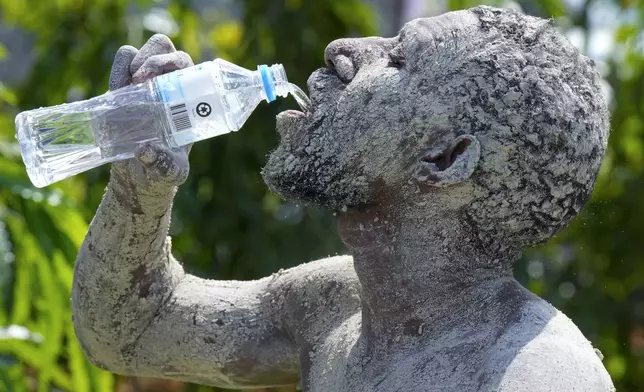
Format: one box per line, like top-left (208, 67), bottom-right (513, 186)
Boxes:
top-left (276, 110), bottom-right (308, 137)
top-left (307, 67), bottom-right (339, 93)
top-left (286, 109), bottom-right (306, 118)
top-left (277, 109), bottom-right (307, 122)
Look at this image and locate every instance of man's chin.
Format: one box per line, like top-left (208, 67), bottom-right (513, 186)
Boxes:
top-left (261, 149), bottom-right (325, 205)
top-left (261, 149), bottom-right (368, 211)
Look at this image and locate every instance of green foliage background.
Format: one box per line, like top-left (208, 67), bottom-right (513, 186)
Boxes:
top-left (0, 0), bottom-right (642, 391)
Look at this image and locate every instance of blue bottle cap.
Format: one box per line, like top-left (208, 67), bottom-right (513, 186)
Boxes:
top-left (258, 64), bottom-right (276, 102)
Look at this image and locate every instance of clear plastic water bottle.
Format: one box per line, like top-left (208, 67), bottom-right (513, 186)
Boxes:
top-left (14, 59), bottom-right (311, 188)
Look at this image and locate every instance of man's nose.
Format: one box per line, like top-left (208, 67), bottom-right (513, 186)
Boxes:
top-left (324, 37), bottom-right (394, 83)
top-left (324, 38), bottom-right (359, 83)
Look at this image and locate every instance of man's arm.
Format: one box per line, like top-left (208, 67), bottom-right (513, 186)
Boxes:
top-left (71, 35), bottom-right (299, 389)
top-left (72, 188), bottom-right (299, 388)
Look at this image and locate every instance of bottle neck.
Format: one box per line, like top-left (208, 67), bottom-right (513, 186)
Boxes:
top-left (257, 64), bottom-right (291, 103)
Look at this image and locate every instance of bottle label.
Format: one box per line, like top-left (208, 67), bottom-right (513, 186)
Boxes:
top-left (155, 62), bottom-right (224, 146)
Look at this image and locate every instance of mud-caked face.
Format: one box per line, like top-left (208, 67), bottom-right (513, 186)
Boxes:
top-left (261, 11), bottom-right (481, 210)
top-left (263, 5), bottom-right (609, 257)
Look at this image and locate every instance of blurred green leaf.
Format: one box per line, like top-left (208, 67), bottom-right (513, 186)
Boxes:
top-left (538, 0), bottom-right (567, 16)
top-left (67, 323), bottom-right (90, 392)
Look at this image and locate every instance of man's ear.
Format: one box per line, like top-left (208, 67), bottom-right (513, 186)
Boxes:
top-left (413, 134), bottom-right (481, 188)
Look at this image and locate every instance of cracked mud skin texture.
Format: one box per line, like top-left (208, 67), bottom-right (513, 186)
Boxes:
top-left (72, 6), bottom-right (615, 392)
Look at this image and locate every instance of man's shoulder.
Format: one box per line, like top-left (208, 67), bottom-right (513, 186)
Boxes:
top-left (269, 254), bottom-right (358, 293)
top-left (264, 255), bottom-right (361, 332)
top-left (493, 334), bottom-right (615, 392)
top-left (486, 302), bottom-right (614, 392)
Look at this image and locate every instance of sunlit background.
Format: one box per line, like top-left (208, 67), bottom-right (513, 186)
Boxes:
top-left (0, 0), bottom-right (643, 391)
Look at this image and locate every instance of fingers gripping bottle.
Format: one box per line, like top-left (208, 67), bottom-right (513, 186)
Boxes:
top-left (14, 60), bottom-right (310, 188)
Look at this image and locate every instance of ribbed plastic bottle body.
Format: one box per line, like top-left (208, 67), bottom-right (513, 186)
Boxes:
top-left (14, 81), bottom-right (171, 188)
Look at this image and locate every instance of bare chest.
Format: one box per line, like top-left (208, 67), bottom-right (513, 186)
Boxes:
top-left (301, 321), bottom-right (493, 392)
top-left (305, 350), bottom-right (491, 392)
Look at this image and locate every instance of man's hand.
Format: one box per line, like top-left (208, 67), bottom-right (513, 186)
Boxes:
top-left (108, 34), bottom-right (193, 208)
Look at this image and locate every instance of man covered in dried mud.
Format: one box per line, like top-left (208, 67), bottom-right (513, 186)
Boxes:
top-left (71, 5), bottom-right (615, 392)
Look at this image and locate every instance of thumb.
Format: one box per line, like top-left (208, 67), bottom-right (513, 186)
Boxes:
top-left (109, 45), bottom-right (139, 91)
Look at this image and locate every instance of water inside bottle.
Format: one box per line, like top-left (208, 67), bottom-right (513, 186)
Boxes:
top-left (15, 82), bottom-right (168, 187)
top-left (288, 83), bottom-right (312, 113)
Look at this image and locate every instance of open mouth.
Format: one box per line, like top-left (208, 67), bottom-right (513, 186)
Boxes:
top-left (285, 109), bottom-right (307, 118)
top-left (276, 109), bottom-right (309, 137)
top-left (274, 68), bottom-right (337, 136)
top-left (277, 109), bottom-right (308, 122)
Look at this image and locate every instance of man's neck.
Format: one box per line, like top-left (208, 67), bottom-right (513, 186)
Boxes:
top-left (337, 203), bottom-right (516, 350)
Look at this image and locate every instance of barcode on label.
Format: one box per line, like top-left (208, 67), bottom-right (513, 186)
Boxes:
top-left (169, 103), bottom-right (192, 131)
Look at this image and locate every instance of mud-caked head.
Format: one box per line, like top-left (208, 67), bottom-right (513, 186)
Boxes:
top-left (262, 6), bottom-right (609, 257)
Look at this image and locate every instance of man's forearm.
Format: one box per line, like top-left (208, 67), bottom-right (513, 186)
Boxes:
top-left (71, 179), bottom-right (185, 371)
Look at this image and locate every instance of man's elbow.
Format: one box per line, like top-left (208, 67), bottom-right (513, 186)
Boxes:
top-left (72, 318), bottom-right (138, 375)
top-left (71, 285), bottom-right (128, 374)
